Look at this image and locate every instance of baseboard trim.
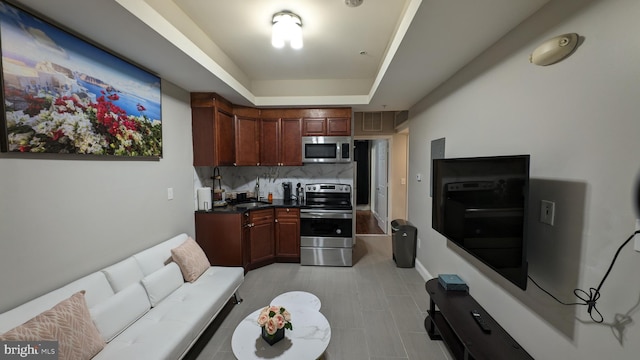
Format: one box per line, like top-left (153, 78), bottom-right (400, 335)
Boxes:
top-left (415, 258), bottom-right (432, 281)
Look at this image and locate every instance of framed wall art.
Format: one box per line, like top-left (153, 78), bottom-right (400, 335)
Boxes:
top-left (0, 1), bottom-right (162, 157)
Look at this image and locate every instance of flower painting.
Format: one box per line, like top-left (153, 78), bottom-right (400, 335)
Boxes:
top-left (0, 1), bottom-right (162, 157)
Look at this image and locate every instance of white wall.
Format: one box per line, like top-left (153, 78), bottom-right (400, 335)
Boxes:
top-left (390, 133), bottom-right (408, 223)
top-left (408, 0), bottom-right (640, 359)
top-left (0, 81), bottom-right (195, 313)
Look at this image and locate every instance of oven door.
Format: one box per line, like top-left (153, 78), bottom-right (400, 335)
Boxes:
top-left (300, 209), bottom-right (353, 266)
top-left (299, 210), bottom-right (353, 238)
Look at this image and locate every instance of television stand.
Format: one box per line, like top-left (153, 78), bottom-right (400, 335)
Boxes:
top-left (424, 279), bottom-right (533, 360)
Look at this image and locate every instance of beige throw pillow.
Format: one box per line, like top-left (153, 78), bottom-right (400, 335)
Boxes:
top-left (0, 291), bottom-right (106, 360)
top-left (171, 237), bottom-right (210, 282)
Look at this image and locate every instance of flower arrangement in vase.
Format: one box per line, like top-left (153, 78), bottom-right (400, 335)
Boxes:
top-left (257, 305), bottom-right (293, 345)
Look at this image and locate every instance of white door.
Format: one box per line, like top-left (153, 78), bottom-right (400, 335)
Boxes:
top-left (373, 140), bottom-right (388, 232)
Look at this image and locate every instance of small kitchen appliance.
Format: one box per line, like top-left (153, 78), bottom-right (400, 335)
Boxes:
top-left (282, 182), bottom-right (292, 201)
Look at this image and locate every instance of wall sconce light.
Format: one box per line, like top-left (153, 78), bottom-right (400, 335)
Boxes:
top-left (530, 33), bottom-right (579, 66)
top-left (272, 11), bottom-right (303, 49)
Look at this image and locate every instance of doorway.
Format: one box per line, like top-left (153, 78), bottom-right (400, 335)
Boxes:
top-left (354, 134), bottom-right (408, 236)
top-left (354, 140), bottom-right (385, 234)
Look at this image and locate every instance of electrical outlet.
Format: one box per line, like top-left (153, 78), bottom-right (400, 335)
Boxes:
top-left (167, 187), bottom-right (174, 200)
top-left (416, 173), bottom-right (423, 182)
top-left (635, 219), bottom-right (640, 252)
top-left (540, 200), bottom-right (555, 225)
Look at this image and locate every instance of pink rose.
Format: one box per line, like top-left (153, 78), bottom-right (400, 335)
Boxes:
top-left (257, 312), bottom-right (269, 326)
top-left (282, 310), bottom-right (291, 322)
top-left (269, 305), bottom-right (280, 313)
top-left (274, 313), bottom-right (285, 329)
top-left (265, 318), bottom-right (278, 335)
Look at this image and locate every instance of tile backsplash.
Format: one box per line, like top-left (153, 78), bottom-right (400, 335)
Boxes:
top-left (194, 164), bottom-right (354, 205)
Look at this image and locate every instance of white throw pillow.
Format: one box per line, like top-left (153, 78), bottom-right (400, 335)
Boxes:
top-left (90, 283), bottom-right (151, 342)
top-left (101, 257), bottom-right (145, 293)
top-left (140, 262), bottom-right (184, 307)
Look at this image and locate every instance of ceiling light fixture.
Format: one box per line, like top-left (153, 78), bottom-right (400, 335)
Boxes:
top-left (345, 0), bottom-right (364, 7)
top-left (272, 11), bottom-right (303, 49)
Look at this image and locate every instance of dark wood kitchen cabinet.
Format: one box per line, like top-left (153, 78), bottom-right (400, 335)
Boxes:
top-left (260, 109), bottom-right (302, 166)
top-left (191, 93), bottom-right (350, 165)
top-left (301, 117), bottom-right (326, 136)
top-left (327, 117), bottom-right (351, 136)
top-left (275, 207), bottom-right (300, 261)
top-left (191, 93), bottom-right (235, 166)
top-left (301, 108), bottom-right (352, 136)
top-left (234, 106), bottom-right (260, 166)
top-left (195, 212), bottom-right (247, 268)
top-left (247, 208), bottom-right (275, 269)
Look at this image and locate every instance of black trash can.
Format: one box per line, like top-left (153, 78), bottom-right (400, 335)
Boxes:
top-left (391, 219), bottom-right (418, 268)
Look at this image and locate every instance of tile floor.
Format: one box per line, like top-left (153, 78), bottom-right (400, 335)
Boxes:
top-left (195, 235), bottom-right (450, 360)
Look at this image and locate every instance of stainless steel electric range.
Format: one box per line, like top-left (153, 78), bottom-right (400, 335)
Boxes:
top-left (300, 183), bottom-right (353, 266)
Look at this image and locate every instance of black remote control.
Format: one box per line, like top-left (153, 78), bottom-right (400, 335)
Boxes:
top-left (471, 310), bottom-right (491, 333)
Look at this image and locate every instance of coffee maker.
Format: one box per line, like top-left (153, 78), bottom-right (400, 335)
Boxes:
top-left (282, 182), bottom-right (292, 202)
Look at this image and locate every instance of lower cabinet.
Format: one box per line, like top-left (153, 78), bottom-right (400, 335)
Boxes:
top-left (275, 208), bottom-right (300, 261)
top-left (247, 209), bottom-right (275, 269)
top-left (195, 212), bottom-right (247, 268)
top-left (196, 207), bottom-right (300, 272)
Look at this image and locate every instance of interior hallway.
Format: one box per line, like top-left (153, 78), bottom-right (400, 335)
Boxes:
top-left (356, 210), bottom-right (385, 235)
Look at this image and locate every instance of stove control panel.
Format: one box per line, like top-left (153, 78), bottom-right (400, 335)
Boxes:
top-left (305, 183), bottom-right (351, 193)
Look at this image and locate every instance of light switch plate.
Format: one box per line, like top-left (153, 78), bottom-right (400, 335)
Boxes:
top-left (540, 200), bottom-right (555, 226)
top-left (167, 187), bottom-right (174, 200)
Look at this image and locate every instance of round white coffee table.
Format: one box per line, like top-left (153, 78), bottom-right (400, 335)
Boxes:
top-left (271, 291), bottom-right (321, 311)
top-left (231, 306), bottom-right (331, 360)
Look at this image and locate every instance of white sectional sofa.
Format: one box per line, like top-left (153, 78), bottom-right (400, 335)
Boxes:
top-left (0, 233), bottom-right (244, 360)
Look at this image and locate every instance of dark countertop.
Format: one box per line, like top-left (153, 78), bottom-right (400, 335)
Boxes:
top-left (195, 199), bottom-right (304, 214)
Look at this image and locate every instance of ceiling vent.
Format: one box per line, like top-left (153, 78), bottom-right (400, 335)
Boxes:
top-left (394, 110), bottom-right (408, 127)
top-left (345, 0), bottom-right (363, 8)
top-left (362, 112), bottom-right (382, 132)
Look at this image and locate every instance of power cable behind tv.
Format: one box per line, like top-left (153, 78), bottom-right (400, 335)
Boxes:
top-left (528, 229), bottom-right (640, 323)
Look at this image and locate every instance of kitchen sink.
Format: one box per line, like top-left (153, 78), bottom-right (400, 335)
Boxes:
top-left (234, 201), bottom-right (271, 209)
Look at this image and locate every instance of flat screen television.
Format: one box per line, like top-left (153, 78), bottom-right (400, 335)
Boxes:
top-left (432, 155), bottom-right (530, 290)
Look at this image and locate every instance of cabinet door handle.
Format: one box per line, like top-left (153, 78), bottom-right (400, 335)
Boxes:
top-left (286, 208), bottom-right (290, 212)
top-left (274, 219), bottom-right (279, 223)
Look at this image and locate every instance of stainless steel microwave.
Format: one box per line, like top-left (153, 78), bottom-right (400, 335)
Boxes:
top-left (302, 136), bottom-right (352, 163)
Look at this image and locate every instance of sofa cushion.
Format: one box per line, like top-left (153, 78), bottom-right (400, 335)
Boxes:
top-left (90, 283), bottom-right (151, 342)
top-left (171, 237), bottom-right (210, 282)
top-left (141, 262), bottom-right (184, 307)
top-left (92, 266), bottom-right (244, 360)
top-left (134, 234), bottom-right (188, 276)
top-left (101, 257), bottom-right (145, 293)
top-left (0, 272), bottom-right (114, 334)
top-left (0, 291), bottom-right (105, 360)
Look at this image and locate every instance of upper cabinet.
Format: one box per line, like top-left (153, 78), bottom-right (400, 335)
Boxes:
top-left (261, 109), bottom-right (302, 166)
top-left (191, 93), bottom-right (235, 166)
top-left (191, 93), bottom-right (350, 166)
top-left (327, 117), bottom-right (351, 136)
top-left (301, 108), bottom-right (352, 136)
top-left (234, 106), bottom-right (260, 166)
